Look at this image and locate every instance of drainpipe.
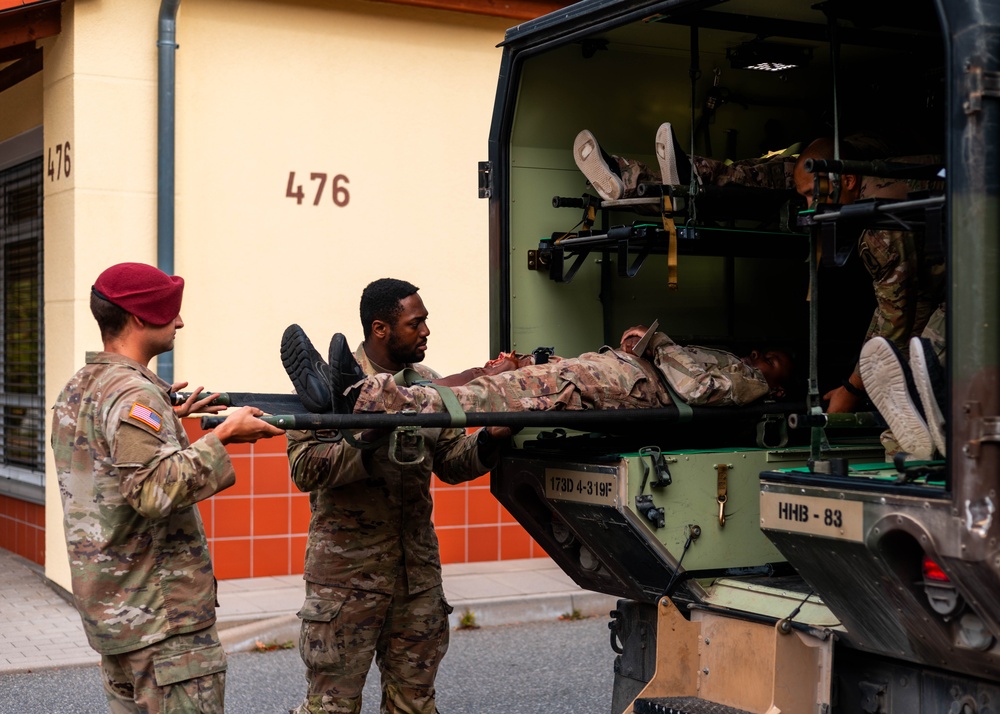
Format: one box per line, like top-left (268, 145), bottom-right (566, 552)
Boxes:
top-left (156, 0), bottom-right (181, 383)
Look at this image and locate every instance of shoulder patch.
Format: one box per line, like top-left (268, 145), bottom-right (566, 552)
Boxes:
top-left (128, 402), bottom-right (163, 431)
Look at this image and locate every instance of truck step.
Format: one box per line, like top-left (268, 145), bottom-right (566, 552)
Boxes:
top-left (633, 698), bottom-right (754, 714)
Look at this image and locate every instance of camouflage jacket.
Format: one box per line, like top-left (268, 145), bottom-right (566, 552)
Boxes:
top-left (647, 333), bottom-right (770, 406)
top-left (50, 352), bottom-right (235, 655)
top-left (286, 344), bottom-right (490, 595)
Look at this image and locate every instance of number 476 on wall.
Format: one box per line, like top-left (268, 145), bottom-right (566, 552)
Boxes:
top-left (47, 142), bottom-right (71, 181)
top-left (286, 171), bottom-right (350, 207)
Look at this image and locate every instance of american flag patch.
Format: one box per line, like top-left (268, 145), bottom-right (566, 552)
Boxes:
top-left (128, 403), bottom-right (162, 431)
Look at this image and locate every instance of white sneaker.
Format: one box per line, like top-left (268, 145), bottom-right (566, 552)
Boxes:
top-left (655, 122), bottom-right (681, 185)
top-left (910, 336), bottom-right (947, 457)
top-left (573, 130), bottom-right (623, 201)
top-left (859, 337), bottom-right (935, 459)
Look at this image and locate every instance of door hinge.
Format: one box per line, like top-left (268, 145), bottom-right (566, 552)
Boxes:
top-left (964, 62), bottom-right (1000, 115)
top-left (963, 402), bottom-right (1000, 459)
top-left (478, 161), bottom-right (492, 198)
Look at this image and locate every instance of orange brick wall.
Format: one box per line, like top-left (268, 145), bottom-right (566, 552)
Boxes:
top-left (432, 470), bottom-right (542, 562)
top-left (0, 420), bottom-right (544, 576)
top-left (0, 494), bottom-right (44, 565)
top-left (190, 421), bottom-right (545, 579)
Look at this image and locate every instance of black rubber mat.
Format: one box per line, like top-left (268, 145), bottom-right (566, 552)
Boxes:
top-left (634, 697), bottom-right (755, 714)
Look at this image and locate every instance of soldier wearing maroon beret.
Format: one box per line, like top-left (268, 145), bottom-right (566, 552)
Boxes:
top-left (51, 262), bottom-right (285, 713)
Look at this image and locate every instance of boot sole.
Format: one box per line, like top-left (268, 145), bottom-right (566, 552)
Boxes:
top-left (860, 337), bottom-right (934, 459)
top-left (280, 324), bottom-right (332, 413)
top-left (910, 337), bottom-right (946, 457)
top-left (655, 122), bottom-right (681, 185)
top-left (327, 332), bottom-right (362, 414)
top-left (573, 130), bottom-right (624, 201)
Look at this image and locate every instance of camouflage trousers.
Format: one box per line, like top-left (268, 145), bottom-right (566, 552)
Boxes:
top-left (920, 304), bottom-right (947, 366)
top-left (355, 350), bottom-right (663, 415)
top-left (615, 153), bottom-right (797, 196)
top-left (293, 580), bottom-right (452, 714)
top-left (101, 625), bottom-right (227, 714)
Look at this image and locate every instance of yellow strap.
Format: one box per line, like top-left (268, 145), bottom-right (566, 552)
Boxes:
top-left (715, 463), bottom-right (729, 527)
top-left (661, 194), bottom-right (678, 290)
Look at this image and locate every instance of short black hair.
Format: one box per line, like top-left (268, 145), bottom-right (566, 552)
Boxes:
top-left (360, 278), bottom-right (419, 339)
top-left (90, 290), bottom-right (129, 341)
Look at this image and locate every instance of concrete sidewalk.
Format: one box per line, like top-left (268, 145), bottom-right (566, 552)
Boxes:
top-left (0, 547), bottom-right (616, 675)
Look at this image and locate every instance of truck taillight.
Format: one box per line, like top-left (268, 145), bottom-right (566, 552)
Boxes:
top-left (923, 554), bottom-right (961, 617)
top-left (923, 555), bottom-right (950, 582)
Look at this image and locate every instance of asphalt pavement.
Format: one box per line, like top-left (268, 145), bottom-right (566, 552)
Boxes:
top-left (0, 615), bottom-right (617, 714)
top-left (0, 546), bottom-right (617, 675)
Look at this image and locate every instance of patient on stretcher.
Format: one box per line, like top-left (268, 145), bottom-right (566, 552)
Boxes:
top-left (572, 121), bottom-right (802, 203)
top-left (280, 324), bottom-right (794, 416)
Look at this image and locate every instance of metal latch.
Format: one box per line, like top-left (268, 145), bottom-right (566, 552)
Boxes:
top-left (858, 680), bottom-right (887, 713)
top-left (756, 413), bottom-right (788, 448)
top-left (635, 494), bottom-right (665, 529)
top-left (638, 445), bottom-right (672, 488)
top-left (388, 425), bottom-right (425, 466)
top-left (608, 609), bottom-right (624, 654)
top-left (963, 402), bottom-right (1000, 459)
top-left (964, 62), bottom-right (1000, 115)
top-left (715, 463), bottom-right (730, 527)
top-left (478, 161), bottom-right (492, 198)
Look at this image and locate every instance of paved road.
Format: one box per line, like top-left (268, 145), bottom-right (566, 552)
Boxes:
top-left (0, 616), bottom-right (617, 713)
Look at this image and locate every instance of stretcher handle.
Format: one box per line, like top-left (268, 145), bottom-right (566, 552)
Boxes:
top-left (788, 411), bottom-right (884, 429)
top-left (200, 401), bottom-right (804, 432)
top-left (171, 391), bottom-right (231, 407)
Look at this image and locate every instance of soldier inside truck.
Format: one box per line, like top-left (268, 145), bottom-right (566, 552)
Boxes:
top-left (570, 124), bottom-right (946, 421)
top-left (508, 0), bottom-right (948, 458)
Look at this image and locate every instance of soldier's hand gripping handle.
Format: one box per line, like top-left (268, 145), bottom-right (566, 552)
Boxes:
top-left (211, 406), bottom-right (285, 444)
top-left (169, 381), bottom-right (231, 417)
top-left (171, 390), bottom-right (231, 409)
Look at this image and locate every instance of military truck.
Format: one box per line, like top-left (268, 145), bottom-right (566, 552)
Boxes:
top-left (480, 1), bottom-right (1000, 712)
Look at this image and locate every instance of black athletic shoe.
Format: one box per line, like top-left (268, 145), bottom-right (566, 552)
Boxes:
top-left (910, 336), bottom-right (947, 457)
top-left (328, 332), bottom-right (365, 414)
top-left (859, 337), bottom-right (934, 459)
top-left (280, 324), bottom-right (333, 413)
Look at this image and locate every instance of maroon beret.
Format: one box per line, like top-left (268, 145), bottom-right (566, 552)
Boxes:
top-left (92, 262), bottom-right (184, 325)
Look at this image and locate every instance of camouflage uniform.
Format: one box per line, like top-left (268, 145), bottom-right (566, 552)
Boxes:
top-left (353, 333), bottom-right (770, 416)
top-left (613, 153), bottom-right (797, 196)
top-left (51, 352), bottom-right (233, 714)
top-left (287, 344), bottom-right (491, 714)
top-left (853, 168), bottom-right (947, 378)
top-left (612, 150), bottom-right (947, 378)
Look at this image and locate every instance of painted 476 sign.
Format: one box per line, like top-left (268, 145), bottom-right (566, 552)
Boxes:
top-left (47, 141), bottom-right (71, 181)
top-left (285, 171), bottom-right (350, 207)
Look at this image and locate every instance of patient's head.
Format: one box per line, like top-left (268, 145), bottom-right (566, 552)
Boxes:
top-left (742, 349), bottom-right (794, 397)
top-left (793, 137), bottom-right (870, 206)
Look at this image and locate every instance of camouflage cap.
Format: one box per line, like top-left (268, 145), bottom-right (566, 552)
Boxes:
top-left (93, 262), bottom-right (184, 325)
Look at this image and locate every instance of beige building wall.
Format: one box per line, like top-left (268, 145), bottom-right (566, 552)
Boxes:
top-left (41, 0), bottom-right (510, 589)
top-left (175, 0), bottom-right (508, 389)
